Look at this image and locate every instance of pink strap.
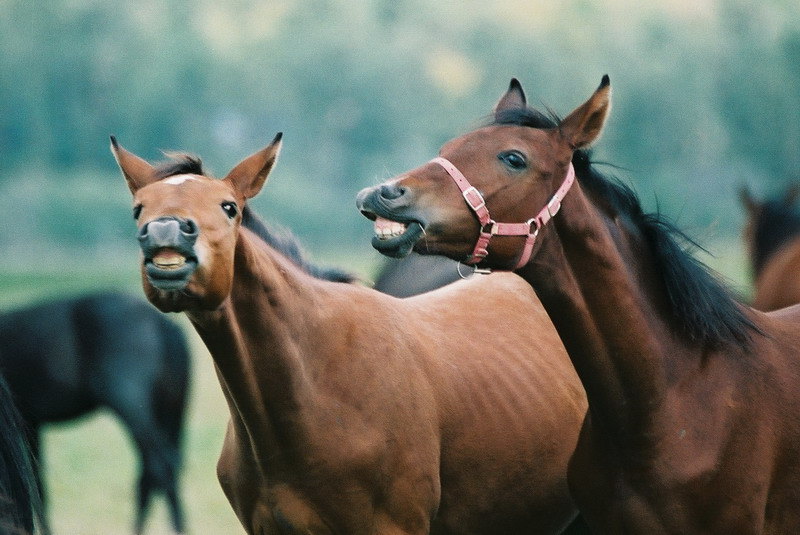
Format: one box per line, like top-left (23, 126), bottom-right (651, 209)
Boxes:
top-left (431, 157), bottom-right (575, 269)
top-left (431, 157), bottom-right (491, 227)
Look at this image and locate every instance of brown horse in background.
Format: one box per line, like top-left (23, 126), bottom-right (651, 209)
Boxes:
top-left (110, 135), bottom-right (588, 534)
top-left (740, 185), bottom-right (800, 311)
top-left (357, 76), bottom-right (800, 533)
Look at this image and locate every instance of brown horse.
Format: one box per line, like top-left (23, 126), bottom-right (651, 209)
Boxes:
top-left (357, 76), bottom-right (800, 533)
top-left (740, 185), bottom-right (800, 311)
top-left (110, 135), bottom-right (588, 534)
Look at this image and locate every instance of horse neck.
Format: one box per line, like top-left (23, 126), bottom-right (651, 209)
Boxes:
top-left (186, 228), bottom-right (324, 462)
top-left (518, 182), bottom-right (674, 440)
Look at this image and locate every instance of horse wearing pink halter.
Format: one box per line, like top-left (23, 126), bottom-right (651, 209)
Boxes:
top-left (431, 156), bottom-right (576, 268)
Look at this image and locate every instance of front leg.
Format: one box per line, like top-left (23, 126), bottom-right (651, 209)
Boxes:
top-left (217, 420), bottom-right (272, 534)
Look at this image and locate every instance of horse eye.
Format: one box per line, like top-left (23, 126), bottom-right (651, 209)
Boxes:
top-left (133, 205), bottom-right (142, 220)
top-left (221, 201), bottom-right (238, 218)
top-left (498, 150), bottom-right (527, 171)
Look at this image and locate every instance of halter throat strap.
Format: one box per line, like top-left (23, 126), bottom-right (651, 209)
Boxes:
top-left (431, 156), bottom-right (576, 269)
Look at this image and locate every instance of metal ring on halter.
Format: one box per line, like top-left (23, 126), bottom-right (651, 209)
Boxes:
top-left (456, 262), bottom-right (492, 278)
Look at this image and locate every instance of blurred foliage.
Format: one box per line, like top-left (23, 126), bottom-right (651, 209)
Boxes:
top-left (1, 0), bottom-right (799, 277)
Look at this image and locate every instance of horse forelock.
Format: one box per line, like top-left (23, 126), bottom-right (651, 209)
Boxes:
top-left (492, 104), bottom-right (759, 347)
top-left (154, 153), bottom-right (205, 179)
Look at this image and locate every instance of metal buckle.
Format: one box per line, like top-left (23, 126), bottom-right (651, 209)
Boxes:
top-left (547, 197), bottom-right (561, 218)
top-left (462, 187), bottom-right (486, 212)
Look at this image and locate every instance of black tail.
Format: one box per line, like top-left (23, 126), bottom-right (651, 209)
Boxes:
top-left (0, 374), bottom-right (43, 534)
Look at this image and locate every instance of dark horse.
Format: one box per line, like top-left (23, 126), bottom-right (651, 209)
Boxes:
top-left (740, 184), bottom-right (800, 311)
top-left (372, 254), bottom-right (461, 297)
top-left (0, 372), bottom-right (43, 534)
top-left (111, 134), bottom-right (588, 534)
top-left (358, 76), bottom-right (800, 533)
top-left (0, 292), bottom-right (189, 533)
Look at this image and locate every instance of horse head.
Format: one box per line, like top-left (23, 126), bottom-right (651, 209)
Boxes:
top-left (357, 77), bottom-right (610, 269)
top-left (111, 133), bottom-right (282, 312)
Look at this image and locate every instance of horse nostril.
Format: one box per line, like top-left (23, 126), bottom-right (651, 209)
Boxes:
top-left (137, 217), bottom-right (199, 250)
top-left (380, 184), bottom-right (406, 201)
top-left (181, 219), bottom-right (198, 238)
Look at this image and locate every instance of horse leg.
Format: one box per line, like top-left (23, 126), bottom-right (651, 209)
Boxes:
top-left (106, 397), bottom-right (183, 534)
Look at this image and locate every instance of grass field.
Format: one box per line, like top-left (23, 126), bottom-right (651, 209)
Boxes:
top-left (0, 238), bottom-right (751, 534)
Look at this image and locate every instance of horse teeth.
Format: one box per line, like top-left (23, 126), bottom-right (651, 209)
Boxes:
top-left (153, 253), bottom-right (187, 270)
top-left (374, 217), bottom-right (407, 240)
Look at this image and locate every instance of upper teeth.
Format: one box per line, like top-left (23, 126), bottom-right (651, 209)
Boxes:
top-left (374, 217), bottom-right (408, 240)
top-left (153, 253), bottom-right (187, 270)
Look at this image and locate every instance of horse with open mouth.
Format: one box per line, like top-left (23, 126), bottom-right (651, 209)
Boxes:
top-left (357, 76), bottom-right (800, 533)
top-left (111, 134), bottom-right (588, 534)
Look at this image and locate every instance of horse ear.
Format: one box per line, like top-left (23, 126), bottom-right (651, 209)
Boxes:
top-left (559, 75), bottom-right (611, 150)
top-left (224, 132), bottom-right (283, 199)
top-left (110, 136), bottom-right (157, 194)
top-left (739, 185), bottom-right (758, 212)
top-left (494, 78), bottom-right (527, 114)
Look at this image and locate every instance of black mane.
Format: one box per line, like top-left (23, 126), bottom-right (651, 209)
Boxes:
top-left (241, 207), bottom-right (357, 283)
top-left (154, 153), bottom-right (204, 179)
top-left (491, 108), bottom-right (759, 347)
top-left (155, 153), bottom-right (356, 284)
top-left (750, 192), bottom-right (800, 277)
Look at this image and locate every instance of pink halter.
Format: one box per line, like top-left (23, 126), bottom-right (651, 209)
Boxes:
top-left (431, 156), bottom-right (576, 269)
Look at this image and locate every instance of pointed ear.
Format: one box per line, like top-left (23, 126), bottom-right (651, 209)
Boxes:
top-left (494, 78), bottom-right (527, 115)
top-left (559, 75), bottom-right (611, 150)
top-left (739, 185), bottom-right (758, 212)
top-left (223, 132), bottom-right (283, 199)
top-left (110, 136), bottom-right (157, 194)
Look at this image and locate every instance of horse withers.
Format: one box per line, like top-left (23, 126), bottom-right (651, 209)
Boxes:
top-left (358, 76), bottom-right (800, 533)
top-left (0, 291), bottom-right (189, 534)
top-left (111, 134), bottom-right (587, 534)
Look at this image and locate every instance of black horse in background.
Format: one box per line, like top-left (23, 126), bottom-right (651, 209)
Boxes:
top-left (0, 292), bottom-right (190, 534)
top-left (0, 371), bottom-right (43, 534)
top-left (372, 253), bottom-right (462, 297)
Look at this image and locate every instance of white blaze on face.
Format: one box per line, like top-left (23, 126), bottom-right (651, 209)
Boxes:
top-left (163, 174), bottom-right (200, 186)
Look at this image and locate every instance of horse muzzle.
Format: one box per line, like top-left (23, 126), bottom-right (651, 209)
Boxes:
top-left (356, 185), bottom-right (426, 258)
top-left (137, 217), bottom-right (199, 290)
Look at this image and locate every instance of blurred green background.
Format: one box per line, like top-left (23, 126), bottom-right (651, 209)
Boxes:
top-left (1, 0), bottom-right (799, 533)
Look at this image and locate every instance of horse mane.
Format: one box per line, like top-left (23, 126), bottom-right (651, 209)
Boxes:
top-left (493, 108), bottom-right (759, 347)
top-left (241, 206), bottom-right (357, 283)
top-left (749, 192), bottom-right (800, 276)
top-left (153, 153), bottom-right (357, 284)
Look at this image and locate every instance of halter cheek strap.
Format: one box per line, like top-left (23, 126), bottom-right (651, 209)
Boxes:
top-left (430, 156), bottom-right (576, 269)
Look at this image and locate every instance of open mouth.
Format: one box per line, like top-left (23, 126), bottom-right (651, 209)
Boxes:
top-left (371, 216), bottom-right (425, 258)
top-left (144, 248), bottom-right (198, 290)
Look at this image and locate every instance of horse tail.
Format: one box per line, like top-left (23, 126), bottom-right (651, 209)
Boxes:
top-left (0, 373), bottom-right (43, 534)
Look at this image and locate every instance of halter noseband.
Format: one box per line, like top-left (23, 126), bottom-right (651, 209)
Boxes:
top-left (431, 156), bottom-right (576, 269)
